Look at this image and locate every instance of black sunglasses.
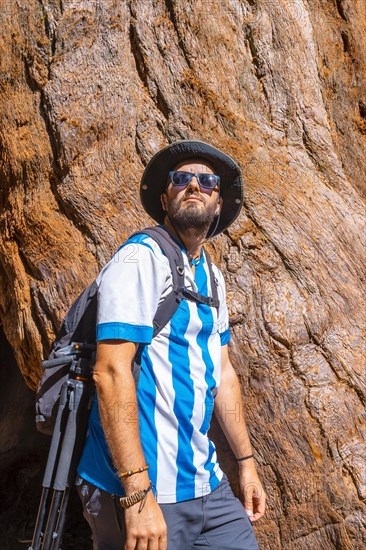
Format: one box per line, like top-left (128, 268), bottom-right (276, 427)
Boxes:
top-left (168, 171), bottom-right (220, 194)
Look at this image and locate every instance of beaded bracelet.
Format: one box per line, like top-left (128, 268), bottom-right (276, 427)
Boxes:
top-left (236, 454), bottom-right (254, 462)
top-left (119, 465), bottom-right (149, 479)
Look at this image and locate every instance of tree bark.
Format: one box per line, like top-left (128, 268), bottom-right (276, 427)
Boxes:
top-left (0, 1), bottom-right (365, 548)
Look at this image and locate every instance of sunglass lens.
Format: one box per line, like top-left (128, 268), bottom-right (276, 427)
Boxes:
top-left (199, 174), bottom-right (219, 189)
top-left (171, 172), bottom-right (192, 186)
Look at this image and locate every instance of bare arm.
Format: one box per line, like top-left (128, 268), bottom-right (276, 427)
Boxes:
top-left (214, 344), bottom-right (266, 522)
top-left (93, 340), bottom-right (167, 550)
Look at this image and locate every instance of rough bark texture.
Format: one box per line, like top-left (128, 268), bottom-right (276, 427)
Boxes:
top-left (0, 1), bottom-right (365, 548)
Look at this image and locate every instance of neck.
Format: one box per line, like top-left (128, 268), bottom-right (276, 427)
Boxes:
top-left (163, 218), bottom-right (206, 261)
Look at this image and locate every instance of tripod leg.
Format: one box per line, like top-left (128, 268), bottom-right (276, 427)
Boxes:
top-left (41, 379), bottom-right (94, 549)
top-left (42, 382), bottom-right (70, 488)
top-left (42, 490), bottom-right (64, 549)
top-left (53, 380), bottom-right (93, 490)
top-left (51, 488), bottom-right (71, 550)
top-left (28, 487), bottom-right (50, 550)
top-left (29, 381), bottom-right (71, 550)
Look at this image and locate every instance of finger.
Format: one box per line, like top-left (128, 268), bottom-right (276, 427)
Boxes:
top-left (147, 533), bottom-right (167, 550)
top-left (250, 511), bottom-right (264, 522)
top-left (157, 532), bottom-right (168, 550)
top-left (125, 536), bottom-right (137, 550)
top-left (244, 481), bottom-right (265, 506)
top-left (146, 537), bottom-right (162, 550)
top-left (136, 537), bottom-right (148, 550)
top-left (251, 492), bottom-right (266, 522)
top-left (244, 482), bottom-right (256, 510)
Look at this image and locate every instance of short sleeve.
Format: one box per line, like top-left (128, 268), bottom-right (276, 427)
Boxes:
top-left (214, 267), bottom-right (231, 346)
top-left (96, 236), bottom-right (170, 344)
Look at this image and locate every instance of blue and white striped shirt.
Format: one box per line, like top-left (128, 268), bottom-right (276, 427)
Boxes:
top-left (78, 227), bottom-right (231, 503)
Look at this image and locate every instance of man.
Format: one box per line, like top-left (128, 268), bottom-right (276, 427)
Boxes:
top-left (76, 140), bottom-right (266, 550)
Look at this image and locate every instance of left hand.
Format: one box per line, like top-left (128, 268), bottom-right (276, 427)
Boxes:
top-left (239, 461), bottom-right (266, 522)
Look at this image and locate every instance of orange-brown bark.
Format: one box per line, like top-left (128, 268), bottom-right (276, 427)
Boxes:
top-left (0, 1), bottom-right (365, 547)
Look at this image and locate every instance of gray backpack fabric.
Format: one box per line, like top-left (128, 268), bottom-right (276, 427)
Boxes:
top-left (35, 226), bottom-right (219, 435)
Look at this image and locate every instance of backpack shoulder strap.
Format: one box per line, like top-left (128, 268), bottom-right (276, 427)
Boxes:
top-left (130, 226), bottom-right (185, 289)
top-left (130, 227), bottom-right (185, 337)
top-left (59, 280), bottom-right (98, 344)
top-left (202, 249), bottom-right (220, 309)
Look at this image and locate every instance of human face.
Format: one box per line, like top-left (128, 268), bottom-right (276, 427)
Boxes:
top-left (161, 160), bottom-right (222, 233)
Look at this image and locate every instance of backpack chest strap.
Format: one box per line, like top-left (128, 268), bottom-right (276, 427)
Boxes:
top-left (182, 287), bottom-right (220, 309)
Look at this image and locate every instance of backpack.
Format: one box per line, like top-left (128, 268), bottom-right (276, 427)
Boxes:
top-left (35, 226), bottom-right (220, 435)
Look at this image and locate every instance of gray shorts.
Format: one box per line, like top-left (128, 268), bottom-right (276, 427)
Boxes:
top-left (76, 474), bottom-right (259, 550)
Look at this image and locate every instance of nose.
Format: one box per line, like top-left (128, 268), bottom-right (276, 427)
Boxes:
top-left (186, 175), bottom-right (200, 193)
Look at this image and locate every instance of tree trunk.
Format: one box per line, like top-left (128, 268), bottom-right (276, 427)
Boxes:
top-left (0, 1), bottom-right (365, 548)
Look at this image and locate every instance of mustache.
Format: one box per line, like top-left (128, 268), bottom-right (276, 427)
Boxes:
top-left (182, 191), bottom-right (204, 203)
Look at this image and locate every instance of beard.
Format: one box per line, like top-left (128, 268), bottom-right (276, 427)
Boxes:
top-left (166, 192), bottom-right (218, 233)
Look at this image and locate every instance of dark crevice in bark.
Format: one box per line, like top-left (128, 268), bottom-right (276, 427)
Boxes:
top-left (302, 316), bottom-right (322, 349)
top-left (244, 23), bottom-right (271, 119)
top-left (134, 131), bottom-right (147, 167)
top-left (155, 88), bottom-right (170, 119)
top-left (335, 441), bottom-right (365, 502)
top-left (39, 0), bottom-right (56, 51)
top-left (23, 55), bottom-right (41, 94)
top-left (0, 148), bottom-right (6, 210)
top-left (29, 289), bottom-right (52, 359)
top-left (321, 346), bottom-right (366, 408)
top-left (229, 314), bottom-right (244, 327)
top-left (244, 24), bottom-right (266, 80)
top-left (164, 0), bottom-right (192, 70)
top-left (128, 21), bottom-right (149, 91)
top-left (302, 389), bottom-right (332, 448)
top-left (39, 0), bottom-right (57, 79)
top-left (299, 118), bottom-right (339, 182)
top-left (36, 287), bottom-right (60, 340)
top-left (262, 318), bottom-right (291, 350)
top-left (13, 235), bottom-right (43, 282)
top-left (268, 462), bottom-right (287, 513)
top-left (0, 261), bottom-right (11, 321)
top-left (301, 120), bottom-right (321, 165)
top-left (341, 31), bottom-right (350, 54)
top-left (2, 157), bottom-right (27, 203)
top-left (129, 18), bottom-right (170, 123)
top-left (359, 101), bottom-right (366, 119)
top-left (335, 0), bottom-right (348, 22)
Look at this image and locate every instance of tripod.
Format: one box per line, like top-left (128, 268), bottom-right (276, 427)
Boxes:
top-left (29, 343), bottom-right (96, 550)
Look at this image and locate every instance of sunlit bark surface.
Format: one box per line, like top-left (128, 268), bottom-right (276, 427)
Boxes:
top-left (0, 1), bottom-right (365, 547)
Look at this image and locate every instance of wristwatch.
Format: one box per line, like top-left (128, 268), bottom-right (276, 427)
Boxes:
top-left (119, 481), bottom-right (153, 509)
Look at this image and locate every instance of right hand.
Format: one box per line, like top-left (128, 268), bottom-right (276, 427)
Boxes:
top-left (124, 491), bottom-right (167, 550)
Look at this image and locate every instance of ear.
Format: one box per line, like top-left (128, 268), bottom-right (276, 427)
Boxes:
top-left (160, 193), bottom-right (167, 211)
top-left (215, 196), bottom-right (223, 217)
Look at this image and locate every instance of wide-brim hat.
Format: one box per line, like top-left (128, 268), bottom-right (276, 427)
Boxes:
top-left (140, 140), bottom-right (243, 237)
